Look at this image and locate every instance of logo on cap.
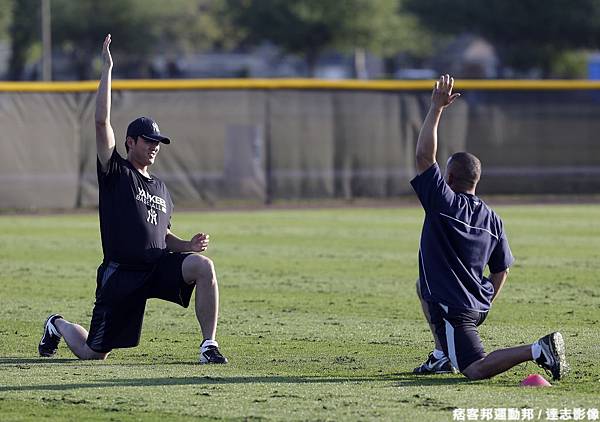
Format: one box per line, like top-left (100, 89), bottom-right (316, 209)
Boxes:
top-left (126, 116), bottom-right (171, 145)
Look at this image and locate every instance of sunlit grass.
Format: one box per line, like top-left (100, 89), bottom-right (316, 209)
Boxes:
top-left (1, 205), bottom-right (599, 420)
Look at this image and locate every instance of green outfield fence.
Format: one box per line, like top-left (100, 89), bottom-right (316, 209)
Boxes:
top-left (1, 79), bottom-right (599, 209)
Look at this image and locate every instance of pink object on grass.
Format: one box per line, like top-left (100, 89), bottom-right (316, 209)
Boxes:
top-left (520, 374), bottom-right (552, 387)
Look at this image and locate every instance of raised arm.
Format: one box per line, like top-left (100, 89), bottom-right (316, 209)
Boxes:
top-left (95, 34), bottom-right (116, 171)
top-left (415, 74), bottom-right (461, 174)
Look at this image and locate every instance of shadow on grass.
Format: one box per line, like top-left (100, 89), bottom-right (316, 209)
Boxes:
top-left (0, 357), bottom-right (81, 365)
top-left (391, 371), bottom-right (471, 387)
top-left (0, 357), bottom-right (204, 365)
top-left (0, 366), bottom-right (470, 392)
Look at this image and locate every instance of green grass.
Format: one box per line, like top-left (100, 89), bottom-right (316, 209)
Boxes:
top-left (1, 205), bottom-right (599, 421)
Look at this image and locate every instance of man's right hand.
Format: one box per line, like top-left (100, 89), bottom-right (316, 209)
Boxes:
top-left (96, 33), bottom-right (116, 170)
top-left (430, 74), bottom-right (460, 110)
top-left (102, 34), bottom-right (113, 69)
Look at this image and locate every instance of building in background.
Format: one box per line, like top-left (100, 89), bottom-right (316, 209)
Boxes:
top-left (429, 34), bottom-right (499, 79)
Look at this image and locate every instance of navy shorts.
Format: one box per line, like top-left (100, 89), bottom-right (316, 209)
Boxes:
top-left (426, 301), bottom-right (488, 372)
top-left (87, 252), bottom-right (195, 353)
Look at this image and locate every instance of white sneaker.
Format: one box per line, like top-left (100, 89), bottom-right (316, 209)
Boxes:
top-left (199, 340), bottom-right (228, 364)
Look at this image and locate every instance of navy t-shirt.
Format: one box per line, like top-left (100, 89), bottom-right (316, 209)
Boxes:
top-left (97, 150), bottom-right (173, 266)
top-left (410, 163), bottom-right (514, 311)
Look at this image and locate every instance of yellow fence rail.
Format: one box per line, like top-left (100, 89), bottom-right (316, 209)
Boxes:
top-left (3, 78), bottom-right (600, 92)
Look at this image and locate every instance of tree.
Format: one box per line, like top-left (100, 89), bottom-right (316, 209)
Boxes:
top-left (51, 0), bottom-right (236, 79)
top-left (224, 0), bottom-right (432, 77)
top-left (0, 0), bottom-right (12, 41)
top-left (51, 0), bottom-right (162, 79)
top-left (4, 0), bottom-right (232, 80)
top-left (404, 0), bottom-right (600, 76)
top-left (7, 0), bottom-right (39, 80)
top-left (0, 0), bottom-right (14, 78)
top-left (145, 0), bottom-right (241, 53)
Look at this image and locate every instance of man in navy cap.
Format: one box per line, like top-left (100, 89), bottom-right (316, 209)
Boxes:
top-left (38, 34), bottom-right (227, 364)
top-left (411, 74), bottom-right (566, 380)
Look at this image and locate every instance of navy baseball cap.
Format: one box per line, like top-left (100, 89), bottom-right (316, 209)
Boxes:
top-left (126, 117), bottom-right (171, 144)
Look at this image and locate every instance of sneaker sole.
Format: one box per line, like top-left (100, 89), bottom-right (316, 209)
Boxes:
top-left (549, 332), bottom-right (567, 381)
top-left (413, 369), bottom-right (457, 375)
top-left (413, 366), bottom-right (458, 375)
top-left (199, 359), bottom-right (228, 364)
top-left (199, 353), bottom-right (228, 364)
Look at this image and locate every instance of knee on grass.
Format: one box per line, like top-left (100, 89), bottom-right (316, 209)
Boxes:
top-left (80, 353), bottom-right (109, 361)
top-left (78, 345), bottom-right (110, 360)
top-left (461, 361), bottom-right (490, 381)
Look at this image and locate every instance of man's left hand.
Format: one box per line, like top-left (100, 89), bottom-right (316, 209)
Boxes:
top-left (190, 233), bottom-right (210, 252)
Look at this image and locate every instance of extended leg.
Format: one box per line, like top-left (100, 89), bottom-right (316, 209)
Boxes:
top-left (463, 332), bottom-right (567, 381)
top-left (462, 345), bottom-right (531, 380)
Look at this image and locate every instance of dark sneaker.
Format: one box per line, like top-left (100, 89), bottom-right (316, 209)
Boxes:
top-left (38, 314), bottom-right (63, 357)
top-left (199, 340), bottom-right (228, 364)
top-left (534, 332), bottom-right (568, 381)
top-left (413, 352), bottom-right (457, 374)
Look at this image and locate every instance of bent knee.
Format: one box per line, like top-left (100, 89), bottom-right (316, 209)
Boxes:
top-left (187, 254), bottom-right (216, 281)
top-left (462, 370), bottom-right (485, 380)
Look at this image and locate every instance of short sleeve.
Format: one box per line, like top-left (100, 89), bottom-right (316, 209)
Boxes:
top-left (410, 163), bottom-right (455, 212)
top-left (488, 229), bottom-right (514, 273)
top-left (97, 149), bottom-right (124, 186)
top-left (167, 193), bottom-right (174, 229)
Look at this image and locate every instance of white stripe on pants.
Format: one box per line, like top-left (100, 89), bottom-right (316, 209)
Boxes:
top-left (444, 318), bottom-right (459, 370)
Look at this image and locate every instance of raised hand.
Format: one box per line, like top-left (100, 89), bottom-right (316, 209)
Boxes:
top-left (102, 34), bottom-right (113, 69)
top-left (431, 74), bottom-right (460, 110)
top-left (190, 233), bottom-right (210, 252)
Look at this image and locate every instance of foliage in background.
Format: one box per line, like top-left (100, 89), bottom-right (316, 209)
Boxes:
top-left (224, 0), bottom-right (430, 76)
top-left (147, 0), bottom-right (244, 53)
top-left (549, 50), bottom-right (589, 79)
top-left (6, 0), bottom-right (235, 80)
top-left (7, 0), bottom-right (39, 80)
top-left (52, 0), bottom-right (236, 79)
top-left (51, 0), bottom-right (156, 79)
top-left (4, 0), bottom-right (433, 79)
top-left (0, 0), bottom-right (12, 40)
top-left (405, 0), bottom-right (600, 76)
top-left (376, 0), bottom-right (437, 75)
top-left (3, 0), bottom-right (600, 79)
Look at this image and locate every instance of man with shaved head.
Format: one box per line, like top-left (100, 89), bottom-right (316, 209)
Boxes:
top-left (410, 75), bottom-right (567, 381)
top-left (446, 152), bottom-right (481, 192)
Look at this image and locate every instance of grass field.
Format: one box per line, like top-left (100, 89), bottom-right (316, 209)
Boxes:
top-left (1, 204), bottom-right (599, 421)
